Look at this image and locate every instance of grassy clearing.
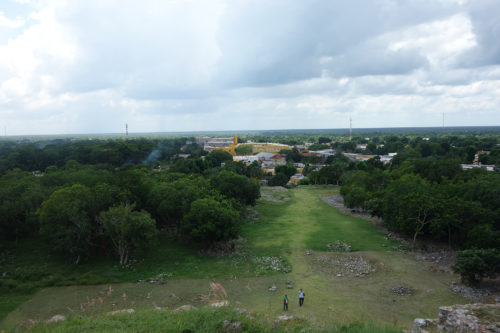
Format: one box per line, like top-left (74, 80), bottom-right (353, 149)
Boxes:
top-left (1, 185), bottom-right (468, 331)
top-left (0, 235), bottom-right (258, 322)
top-left (245, 187), bottom-right (398, 253)
top-left (1, 235), bottom-right (257, 286)
top-left (19, 307), bottom-right (401, 333)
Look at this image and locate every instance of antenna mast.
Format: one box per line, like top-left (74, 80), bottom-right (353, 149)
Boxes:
top-left (125, 123), bottom-right (128, 137)
top-left (442, 113), bottom-right (444, 128)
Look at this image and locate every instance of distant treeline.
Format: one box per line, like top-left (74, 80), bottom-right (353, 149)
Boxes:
top-left (0, 138), bottom-right (192, 173)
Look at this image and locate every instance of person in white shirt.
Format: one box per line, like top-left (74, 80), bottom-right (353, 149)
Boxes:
top-left (299, 289), bottom-right (305, 306)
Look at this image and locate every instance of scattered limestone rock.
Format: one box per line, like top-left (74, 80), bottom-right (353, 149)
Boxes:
top-left (326, 241), bottom-right (352, 252)
top-left (222, 320), bottom-right (246, 332)
top-left (211, 300), bottom-right (230, 307)
top-left (234, 308), bottom-right (254, 320)
top-left (138, 272), bottom-right (172, 285)
top-left (287, 285), bottom-right (293, 289)
top-left (413, 304), bottom-right (500, 333)
top-left (268, 286), bottom-right (277, 292)
top-left (173, 304), bottom-right (197, 312)
top-left (313, 254), bottom-right (375, 278)
top-left (277, 315), bottom-right (293, 321)
top-left (254, 256), bottom-right (291, 273)
top-left (16, 319), bottom-right (37, 329)
top-left (450, 281), bottom-right (500, 303)
top-left (109, 309), bottom-right (135, 315)
top-left (412, 318), bottom-right (437, 332)
top-left (391, 286), bottom-right (415, 296)
top-left (46, 314), bottom-right (66, 323)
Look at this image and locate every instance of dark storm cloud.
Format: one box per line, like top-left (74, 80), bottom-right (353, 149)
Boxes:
top-left (458, 0), bottom-right (500, 67)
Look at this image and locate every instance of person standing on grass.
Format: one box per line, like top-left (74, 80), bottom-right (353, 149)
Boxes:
top-left (283, 294), bottom-right (288, 310)
top-left (299, 288), bottom-right (305, 306)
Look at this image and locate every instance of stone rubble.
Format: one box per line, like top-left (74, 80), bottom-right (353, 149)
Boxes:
top-left (253, 256), bottom-right (291, 273)
top-left (391, 286), bottom-right (416, 296)
top-left (414, 249), bottom-right (455, 274)
top-left (222, 320), bottom-right (245, 332)
top-left (413, 303), bottom-right (500, 333)
top-left (108, 309), bottom-right (135, 315)
top-left (172, 304), bottom-right (197, 312)
top-left (314, 254), bottom-right (375, 277)
top-left (234, 308), bottom-right (254, 320)
top-left (46, 314), bottom-right (66, 323)
top-left (326, 241), bottom-right (352, 252)
top-left (211, 300), bottom-right (230, 307)
top-left (450, 281), bottom-right (500, 303)
top-left (138, 272), bottom-right (173, 285)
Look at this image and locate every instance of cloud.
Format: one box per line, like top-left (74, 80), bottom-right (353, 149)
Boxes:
top-left (0, 11), bottom-right (25, 28)
top-left (0, 0), bottom-right (500, 135)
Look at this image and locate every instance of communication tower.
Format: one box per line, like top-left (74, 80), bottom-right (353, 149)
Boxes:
top-left (126, 123), bottom-right (128, 137)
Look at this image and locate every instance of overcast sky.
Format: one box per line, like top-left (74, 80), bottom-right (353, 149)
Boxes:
top-left (1, 0), bottom-right (499, 135)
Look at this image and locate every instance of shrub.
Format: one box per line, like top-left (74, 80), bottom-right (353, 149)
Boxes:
top-left (181, 198), bottom-right (240, 246)
top-left (453, 248), bottom-right (500, 285)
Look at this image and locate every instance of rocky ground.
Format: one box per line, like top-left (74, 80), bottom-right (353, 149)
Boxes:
top-left (308, 252), bottom-right (377, 278)
top-left (413, 303), bottom-right (500, 333)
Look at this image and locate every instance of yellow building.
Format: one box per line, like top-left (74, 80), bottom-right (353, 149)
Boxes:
top-left (213, 135), bottom-right (238, 155)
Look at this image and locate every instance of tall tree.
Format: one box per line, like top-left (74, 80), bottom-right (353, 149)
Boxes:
top-left (100, 204), bottom-right (157, 266)
top-left (39, 184), bottom-right (93, 264)
top-left (181, 198), bottom-right (240, 246)
top-left (213, 171), bottom-right (260, 205)
top-left (383, 174), bottom-right (440, 249)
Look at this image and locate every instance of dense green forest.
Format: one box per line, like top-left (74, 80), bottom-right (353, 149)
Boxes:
top-left (334, 136), bottom-right (500, 284)
top-left (0, 138), bottom-right (259, 269)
